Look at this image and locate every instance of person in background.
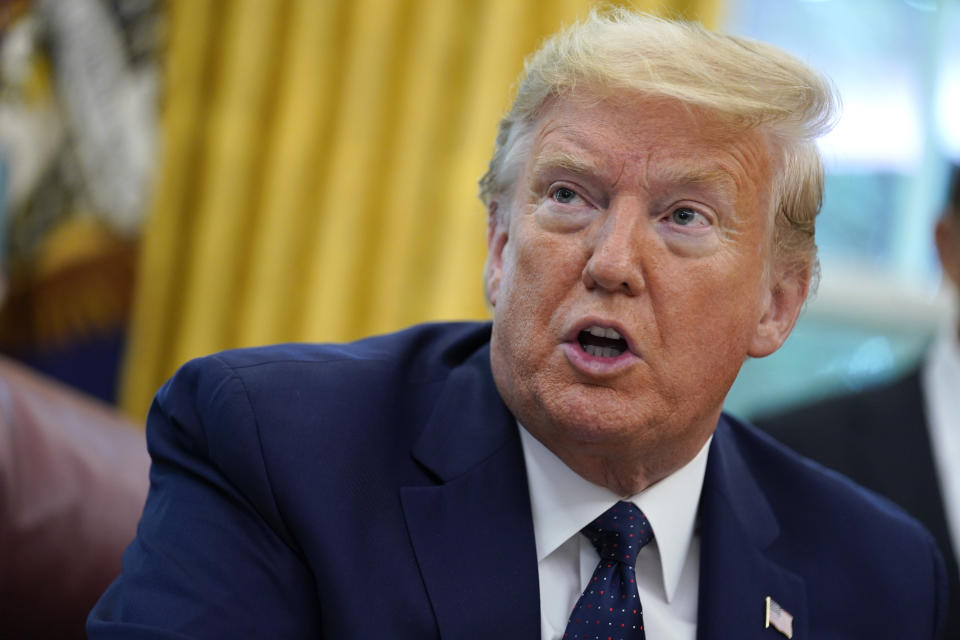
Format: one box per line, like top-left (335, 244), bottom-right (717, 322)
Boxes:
top-left (757, 165), bottom-right (960, 638)
top-left (89, 10), bottom-right (948, 639)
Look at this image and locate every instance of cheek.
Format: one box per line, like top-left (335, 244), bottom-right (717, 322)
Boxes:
top-left (654, 273), bottom-right (761, 407)
top-left (657, 258), bottom-right (765, 348)
top-left (506, 227), bottom-right (585, 299)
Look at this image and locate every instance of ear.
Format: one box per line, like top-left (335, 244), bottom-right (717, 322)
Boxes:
top-left (485, 201), bottom-right (509, 306)
top-left (935, 216), bottom-right (960, 289)
top-left (747, 267), bottom-right (810, 358)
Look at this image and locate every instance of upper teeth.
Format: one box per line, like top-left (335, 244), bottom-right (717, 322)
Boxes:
top-left (585, 326), bottom-right (622, 340)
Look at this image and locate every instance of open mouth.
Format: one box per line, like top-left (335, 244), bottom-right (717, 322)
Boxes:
top-left (577, 326), bottom-right (629, 358)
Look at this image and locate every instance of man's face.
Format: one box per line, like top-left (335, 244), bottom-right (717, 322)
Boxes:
top-left (486, 93), bottom-right (805, 480)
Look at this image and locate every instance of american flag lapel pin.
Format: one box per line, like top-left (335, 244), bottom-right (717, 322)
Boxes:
top-left (764, 596), bottom-right (794, 638)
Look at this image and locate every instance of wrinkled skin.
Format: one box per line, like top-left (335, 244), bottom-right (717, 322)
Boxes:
top-left (486, 93), bottom-right (808, 495)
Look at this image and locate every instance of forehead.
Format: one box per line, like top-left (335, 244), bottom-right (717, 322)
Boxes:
top-left (524, 93), bottom-right (774, 204)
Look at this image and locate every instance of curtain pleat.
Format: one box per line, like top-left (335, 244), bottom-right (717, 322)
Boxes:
top-left (120, 0), bottom-right (721, 418)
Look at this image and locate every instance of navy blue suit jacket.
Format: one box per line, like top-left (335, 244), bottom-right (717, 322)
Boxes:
top-left (756, 370), bottom-right (960, 638)
top-left (89, 322), bottom-right (947, 638)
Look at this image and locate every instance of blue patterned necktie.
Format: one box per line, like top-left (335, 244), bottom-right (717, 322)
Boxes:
top-left (562, 501), bottom-right (654, 640)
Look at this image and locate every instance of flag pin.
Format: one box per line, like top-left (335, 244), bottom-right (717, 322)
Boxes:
top-left (764, 596), bottom-right (794, 638)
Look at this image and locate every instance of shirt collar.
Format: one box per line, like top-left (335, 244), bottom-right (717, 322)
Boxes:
top-left (519, 423), bottom-right (710, 603)
top-left (923, 325), bottom-right (960, 428)
top-left (925, 324), bottom-right (960, 381)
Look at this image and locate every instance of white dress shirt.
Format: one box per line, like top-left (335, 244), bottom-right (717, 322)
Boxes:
top-left (519, 424), bottom-right (710, 640)
top-left (923, 326), bottom-right (960, 558)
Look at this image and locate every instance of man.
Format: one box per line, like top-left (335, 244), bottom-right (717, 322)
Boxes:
top-left (88, 10), bottom-right (947, 639)
top-left (757, 166), bottom-right (960, 638)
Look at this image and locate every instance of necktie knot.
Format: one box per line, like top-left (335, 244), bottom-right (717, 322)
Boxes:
top-left (583, 501), bottom-right (653, 568)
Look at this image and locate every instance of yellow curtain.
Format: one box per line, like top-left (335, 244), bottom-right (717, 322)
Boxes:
top-left (120, 0), bottom-right (722, 418)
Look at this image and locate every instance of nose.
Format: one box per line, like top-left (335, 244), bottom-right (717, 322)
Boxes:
top-left (581, 201), bottom-right (646, 296)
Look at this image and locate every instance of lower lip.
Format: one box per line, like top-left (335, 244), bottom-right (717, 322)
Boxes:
top-left (561, 341), bottom-right (639, 376)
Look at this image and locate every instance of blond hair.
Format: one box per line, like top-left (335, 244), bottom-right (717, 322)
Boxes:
top-left (479, 8), bottom-right (838, 281)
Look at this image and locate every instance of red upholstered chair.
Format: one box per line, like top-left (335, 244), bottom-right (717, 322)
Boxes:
top-left (0, 357), bottom-right (150, 638)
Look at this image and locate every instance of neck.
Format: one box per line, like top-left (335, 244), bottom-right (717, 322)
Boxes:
top-left (541, 433), bottom-right (711, 496)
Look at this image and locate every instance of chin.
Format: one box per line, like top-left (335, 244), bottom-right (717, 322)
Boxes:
top-left (531, 382), bottom-right (664, 448)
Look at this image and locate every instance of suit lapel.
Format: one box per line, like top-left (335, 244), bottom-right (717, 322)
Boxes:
top-left (401, 344), bottom-right (540, 639)
top-left (399, 349), bottom-right (809, 640)
top-left (697, 418), bottom-right (807, 640)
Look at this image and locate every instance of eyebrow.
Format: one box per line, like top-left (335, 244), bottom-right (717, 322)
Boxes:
top-left (655, 164), bottom-right (739, 201)
top-left (659, 164), bottom-right (736, 187)
top-left (531, 151), bottom-right (605, 179)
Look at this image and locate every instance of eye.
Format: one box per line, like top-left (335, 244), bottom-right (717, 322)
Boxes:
top-left (669, 207), bottom-right (708, 227)
top-left (552, 186), bottom-right (579, 204)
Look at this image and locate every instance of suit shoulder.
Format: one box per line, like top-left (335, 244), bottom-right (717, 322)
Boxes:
top-left (166, 321), bottom-right (492, 390)
top-left (145, 322), bottom-right (495, 531)
top-left (718, 415), bottom-right (948, 637)
top-left (152, 321), bottom-right (493, 458)
top-left (724, 414), bottom-right (932, 536)
top-left (753, 369), bottom-right (923, 455)
top-left (723, 416), bottom-right (944, 592)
